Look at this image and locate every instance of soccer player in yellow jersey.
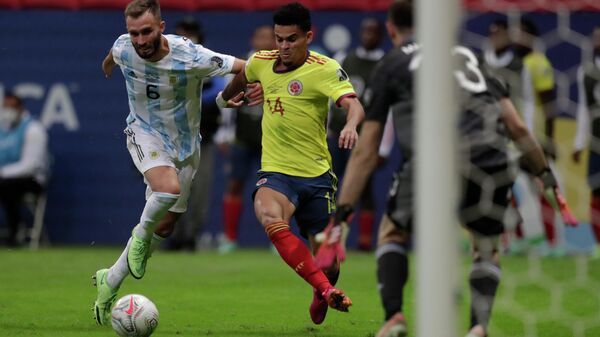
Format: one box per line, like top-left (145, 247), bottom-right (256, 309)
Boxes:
top-left (219, 2), bottom-right (364, 325)
top-left (514, 17), bottom-right (563, 255)
top-left (516, 18), bottom-right (557, 154)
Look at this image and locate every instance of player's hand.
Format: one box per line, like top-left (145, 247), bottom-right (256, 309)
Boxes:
top-left (315, 205), bottom-right (354, 269)
top-left (338, 126), bottom-right (358, 149)
top-left (572, 150), bottom-right (581, 164)
top-left (537, 168), bottom-right (577, 227)
top-left (102, 62), bottom-right (114, 78)
top-left (216, 91), bottom-right (246, 108)
top-left (245, 82), bottom-right (264, 106)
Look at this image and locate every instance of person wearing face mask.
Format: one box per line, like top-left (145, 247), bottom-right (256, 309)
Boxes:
top-left (572, 25), bottom-right (600, 258)
top-left (0, 92), bottom-right (48, 247)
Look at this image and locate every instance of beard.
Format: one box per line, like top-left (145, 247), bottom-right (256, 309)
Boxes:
top-left (133, 34), bottom-right (161, 59)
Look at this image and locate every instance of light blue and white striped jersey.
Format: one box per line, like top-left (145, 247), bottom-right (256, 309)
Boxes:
top-left (112, 34), bottom-right (235, 160)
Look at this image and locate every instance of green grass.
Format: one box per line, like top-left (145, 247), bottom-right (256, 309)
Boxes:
top-left (0, 248), bottom-right (599, 337)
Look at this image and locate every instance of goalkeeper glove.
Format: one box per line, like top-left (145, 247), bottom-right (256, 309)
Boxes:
top-left (537, 168), bottom-right (577, 227)
top-left (314, 204), bottom-right (354, 269)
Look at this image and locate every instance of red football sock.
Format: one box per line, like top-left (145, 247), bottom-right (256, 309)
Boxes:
top-left (266, 222), bottom-right (331, 294)
top-left (540, 197), bottom-right (557, 246)
top-left (511, 195), bottom-right (524, 239)
top-left (357, 210), bottom-right (374, 250)
top-left (590, 195), bottom-right (600, 244)
top-left (223, 194), bottom-right (243, 241)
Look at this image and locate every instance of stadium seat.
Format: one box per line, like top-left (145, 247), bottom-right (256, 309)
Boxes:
top-left (0, 0), bottom-right (21, 9)
top-left (21, 191), bottom-right (48, 250)
top-left (254, 0), bottom-right (315, 10)
top-left (79, 0), bottom-right (129, 9)
top-left (195, 0), bottom-right (256, 10)
top-left (21, 0), bottom-right (79, 9)
top-left (313, 0), bottom-right (391, 11)
top-left (159, 0), bottom-right (197, 11)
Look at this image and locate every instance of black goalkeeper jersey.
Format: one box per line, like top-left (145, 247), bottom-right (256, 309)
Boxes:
top-left (363, 40), bottom-right (509, 169)
top-left (582, 57), bottom-right (600, 146)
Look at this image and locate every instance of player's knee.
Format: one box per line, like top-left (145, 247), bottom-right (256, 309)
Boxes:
top-left (259, 215), bottom-right (285, 228)
top-left (472, 234), bottom-right (500, 262)
top-left (254, 206), bottom-right (282, 227)
top-left (152, 180), bottom-right (181, 195)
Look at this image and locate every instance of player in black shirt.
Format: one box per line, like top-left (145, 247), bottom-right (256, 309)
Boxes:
top-left (315, 1), bottom-right (557, 336)
top-left (573, 25), bottom-right (600, 257)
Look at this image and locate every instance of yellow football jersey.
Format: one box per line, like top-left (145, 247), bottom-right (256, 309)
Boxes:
top-left (523, 52), bottom-right (555, 142)
top-left (245, 50), bottom-right (356, 177)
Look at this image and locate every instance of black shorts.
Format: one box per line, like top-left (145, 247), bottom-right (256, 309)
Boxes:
top-left (386, 162), bottom-right (414, 232)
top-left (588, 151), bottom-right (600, 196)
top-left (459, 164), bottom-right (513, 236)
top-left (252, 171), bottom-right (337, 238)
top-left (386, 162), bottom-right (513, 237)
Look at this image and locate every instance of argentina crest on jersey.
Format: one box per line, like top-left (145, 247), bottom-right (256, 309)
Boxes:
top-left (287, 80), bottom-right (303, 96)
top-left (210, 56), bottom-right (224, 68)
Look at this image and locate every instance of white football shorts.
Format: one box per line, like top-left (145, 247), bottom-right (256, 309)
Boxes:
top-left (124, 123), bottom-right (200, 213)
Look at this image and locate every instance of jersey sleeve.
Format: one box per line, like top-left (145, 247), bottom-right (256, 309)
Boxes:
top-left (317, 59), bottom-right (356, 107)
top-left (111, 34), bottom-right (130, 67)
top-left (363, 61), bottom-right (392, 124)
top-left (244, 52), bottom-right (259, 83)
top-left (530, 55), bottom-right (554, 93)
top-left (487, 75), bottom-right (510, 99)
top-left (192, 44), bottom-right (235, 77)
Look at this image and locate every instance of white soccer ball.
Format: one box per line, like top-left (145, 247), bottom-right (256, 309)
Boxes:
top-left (111, 294), bottom-right (159, 337)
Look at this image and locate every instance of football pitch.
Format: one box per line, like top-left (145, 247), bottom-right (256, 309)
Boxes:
top-left (1, 248), bottom-right (599, 337)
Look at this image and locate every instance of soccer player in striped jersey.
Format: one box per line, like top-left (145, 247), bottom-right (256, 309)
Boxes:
top-left (92, 0), bottom-right (256, 325)
top-left (219, 2), bottom-right (364, 325)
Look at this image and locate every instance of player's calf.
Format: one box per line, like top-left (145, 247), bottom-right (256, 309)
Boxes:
top-left (469, 234), bottom-right (501, 333)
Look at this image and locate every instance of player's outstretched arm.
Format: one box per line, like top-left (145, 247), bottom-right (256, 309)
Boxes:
top-left (499, 97), bottom-right (548, 174)
top-left (500, 97), bottom-right (577, 225)
top-left (218, 65), bottom-right (251, 109)
top-left (102, 49), bottom-right (116, 78)
top-left (338, 120), bottom-right (383, 207)
top-left (315, 120), bottom-right (383, 268)
top-left (230, 58), bottom-right (246, 75)
top-left (338, 97), bottom-right (365, 149)
top-left (540, 88), bottom-right (558, 159)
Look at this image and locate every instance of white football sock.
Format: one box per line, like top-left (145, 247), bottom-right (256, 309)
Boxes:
top-left (134, 192), bottom-right (179, 241)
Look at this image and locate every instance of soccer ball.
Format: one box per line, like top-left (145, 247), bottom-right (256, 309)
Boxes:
top-left (111, 294), bottom-right (159, 337)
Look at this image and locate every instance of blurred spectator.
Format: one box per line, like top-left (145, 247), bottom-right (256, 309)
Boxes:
top-left (166, 16), bottom-right (227, 251)
top-left (216, 25), bottom-right (275, 253)
top-left (484, 18), bottom-right (563, 256)
top-left (0, 92), bottom-right (48, 247)
top-left (572, 25), bottom-right (600, 257)
top-left (327, 17), bottom-right (386, 251)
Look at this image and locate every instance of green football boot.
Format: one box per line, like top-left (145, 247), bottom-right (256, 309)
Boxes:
top-left (127, 231), bottom-right (151, 279)
top-left (92, 268), bottom-right (119, 325)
